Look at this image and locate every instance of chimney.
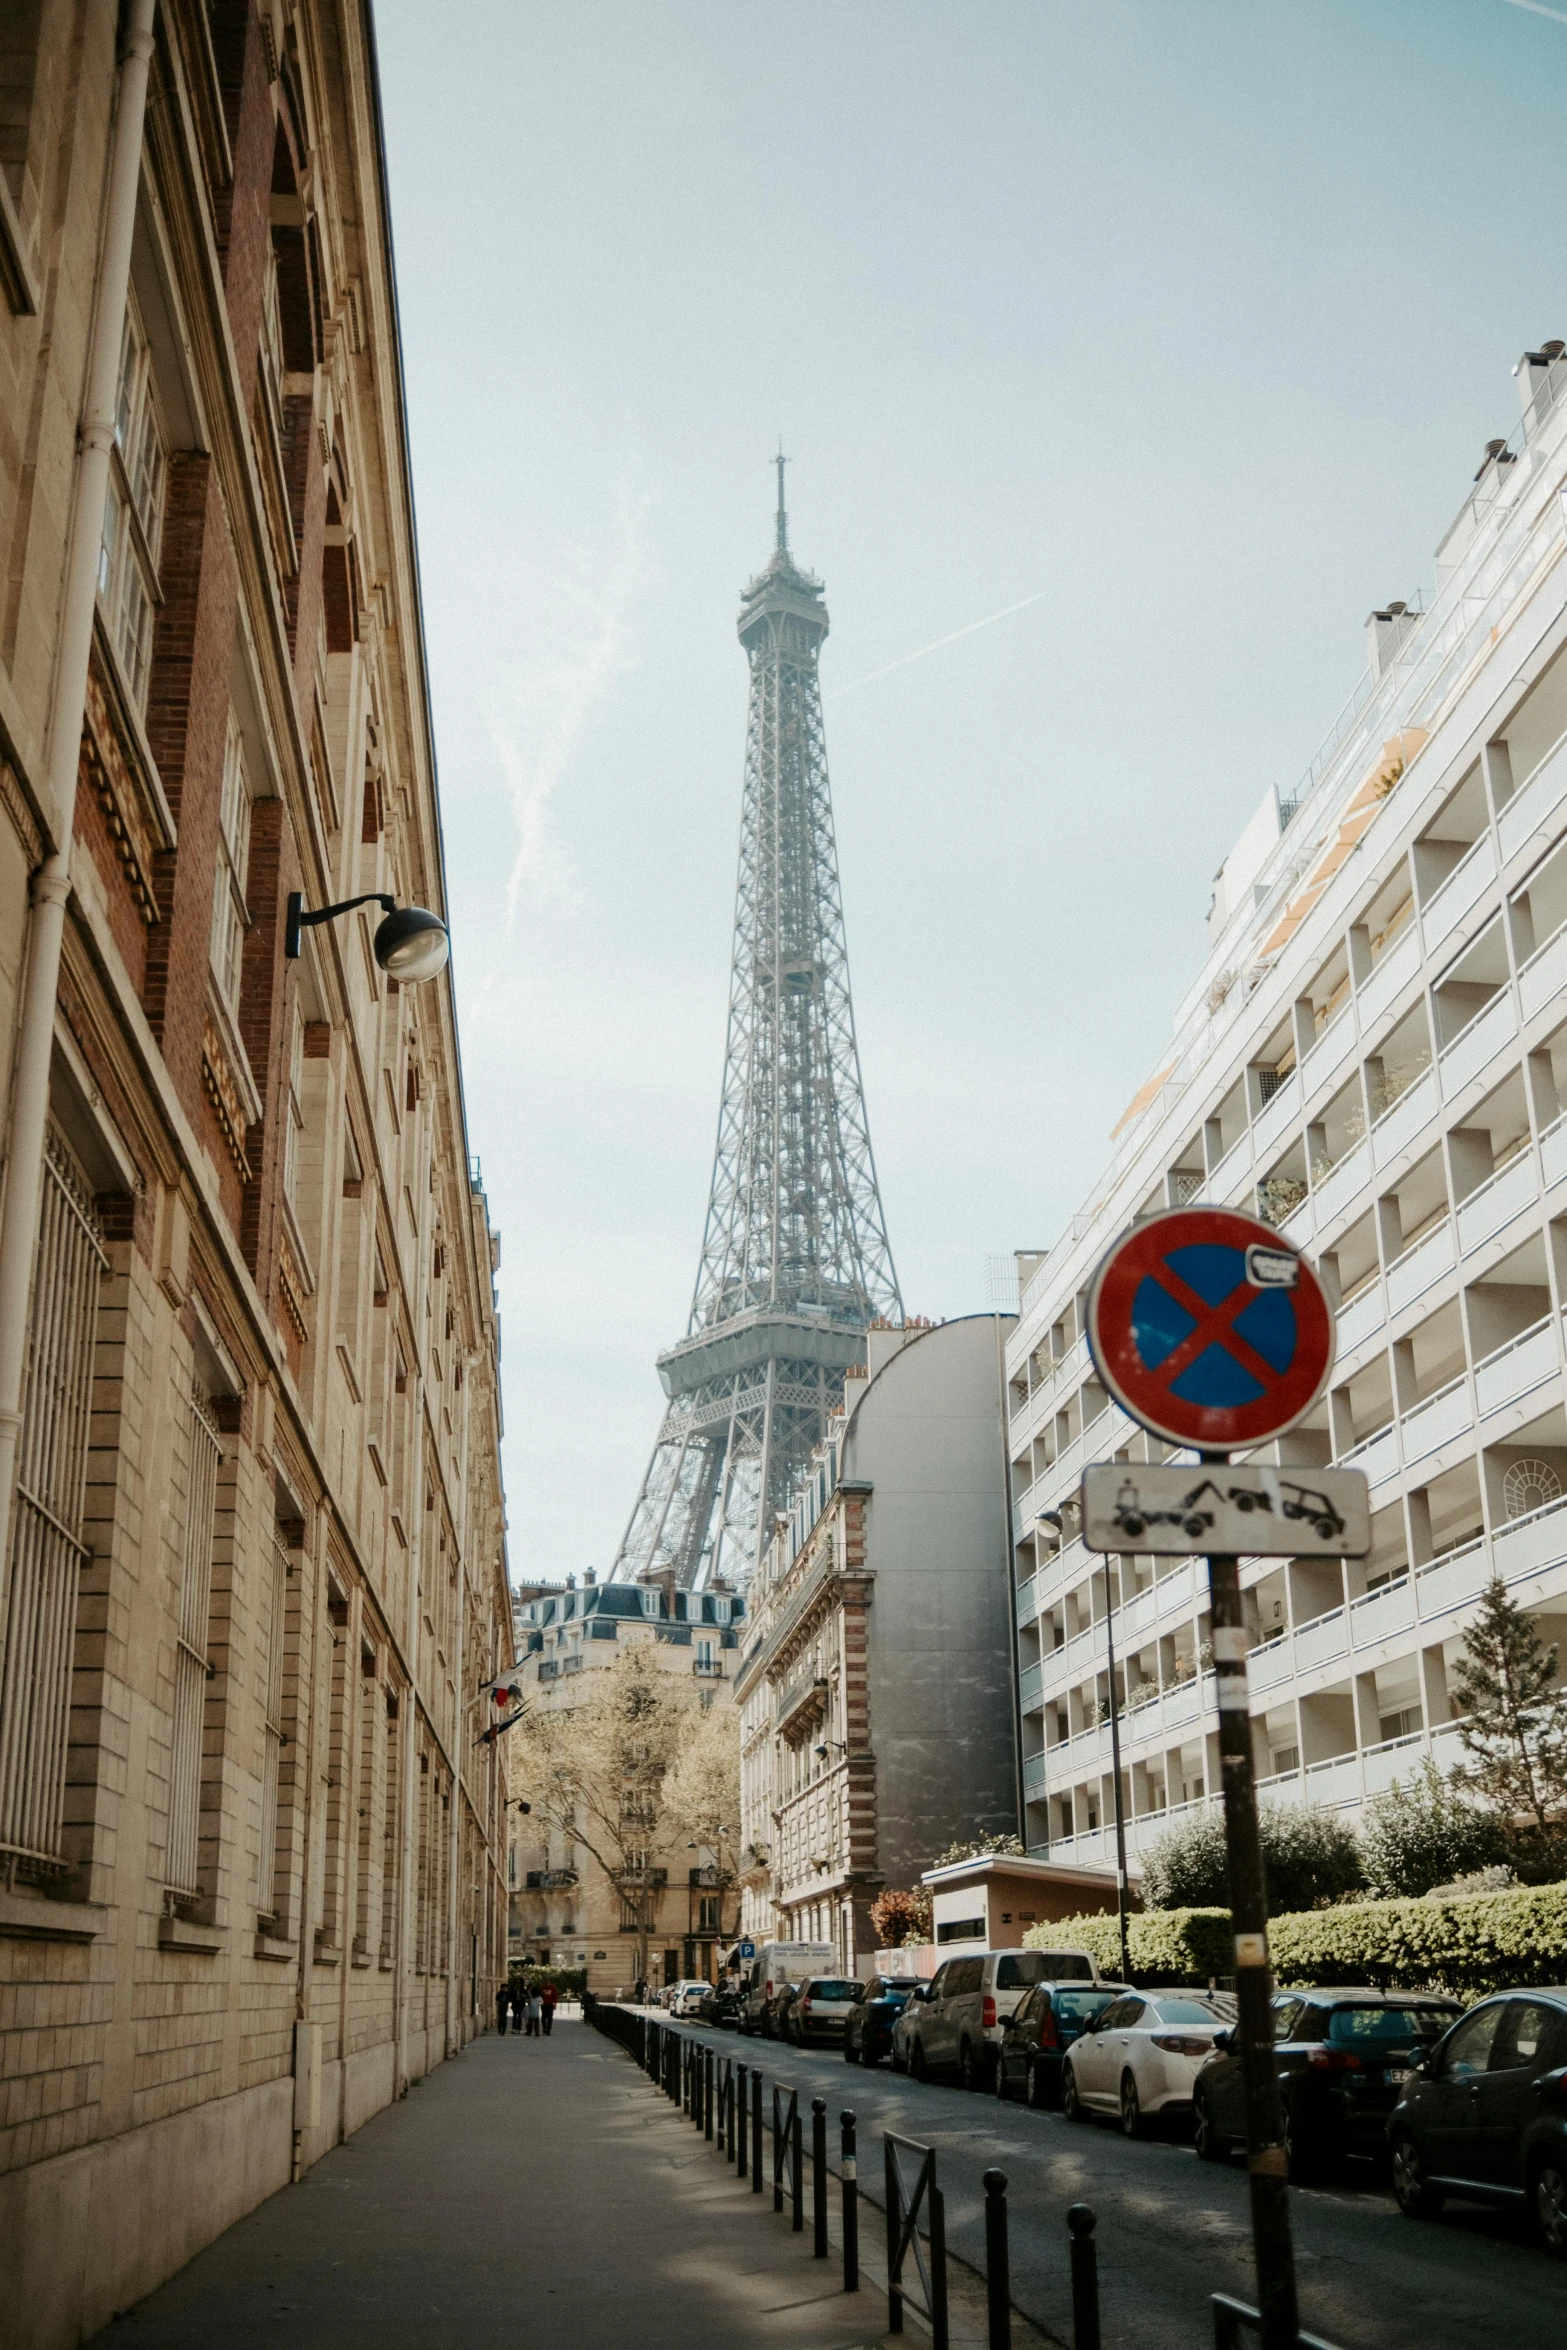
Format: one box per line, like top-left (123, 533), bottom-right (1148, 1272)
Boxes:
top-left (582, 1567), bottom-right (596, 1585)
top-left (1514, 340), bottom-right (1566, 435)
top-left (1365, 601), bottom-right (1418, 681)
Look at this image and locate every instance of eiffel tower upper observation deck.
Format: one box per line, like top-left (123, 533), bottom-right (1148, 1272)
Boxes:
top-left (612, 463), bottom-right (902, 1590)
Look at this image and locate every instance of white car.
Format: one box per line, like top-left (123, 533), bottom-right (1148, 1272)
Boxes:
top-left (1061, 1989), bottom-right (1235, 2136)
top-left (668, 1979), bottom-right (713, 2019)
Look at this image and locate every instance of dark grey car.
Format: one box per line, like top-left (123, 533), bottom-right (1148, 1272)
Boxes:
top-left (1386, 1987), bottom-right (1567, 2255)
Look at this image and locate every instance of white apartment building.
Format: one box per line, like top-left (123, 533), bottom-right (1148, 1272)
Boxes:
top-left (1010, 344), bottom-right (1567, 1876)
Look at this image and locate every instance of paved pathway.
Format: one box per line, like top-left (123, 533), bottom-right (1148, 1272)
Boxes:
top-left (93, 2025), bottom-right (919, 2350)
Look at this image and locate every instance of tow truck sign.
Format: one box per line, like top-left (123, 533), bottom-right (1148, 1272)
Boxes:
top-left (1080, 1461), bottom-right (1370, 1558)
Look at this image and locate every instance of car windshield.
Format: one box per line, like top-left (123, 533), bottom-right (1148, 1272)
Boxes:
top-left (1149, 1998), bottom-right (1228, 2027)
top-left (806, 1980), bottom-right (859, 1999)
top-left (1327, 2005), bottom-right (1456, 2043)
top-left (1057, 1990), bottom-right (1116, 2024)
top-left (878, 1981), bottom-right (918, 1997)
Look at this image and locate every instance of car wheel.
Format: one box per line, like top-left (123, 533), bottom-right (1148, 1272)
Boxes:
top-left (864, 2047), bottom-right (882, 2069)
top-left (959, 2039), bottom-right (980, 2093)
top-left (1025, 2057), bottom-right (1048, 2110)
top-left (1193, 2087), bottom-right (1228, 2163)
top-left (1391, 2134), bottom-right (1444, 2220)
top-left (1535, 2159), bottom-right (1567, 2259)
top-left (910, 2039), bottom-right (928, 2084)
top-left (994, 2054), bottom-right (1011, 2101)
top-left (844, 2036), bottom-right (858, 2064)
top-left (891, 2046), bottom-right (906, 2074)
top-left (1062, 2062), bottom-right (1087, 2124)
top-left (1120, 2072), bottom-right (1146, 2140)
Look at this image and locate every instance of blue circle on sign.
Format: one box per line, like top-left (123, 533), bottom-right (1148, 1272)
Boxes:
top-left (1131, 1244), bottom-right (1298, 1409)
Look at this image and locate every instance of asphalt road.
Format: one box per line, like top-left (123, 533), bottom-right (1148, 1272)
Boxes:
top-left (671, 2022), bottom-right (1565, 2350)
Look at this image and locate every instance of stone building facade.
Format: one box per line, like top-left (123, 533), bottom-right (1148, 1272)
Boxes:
top-left (736, 1317), bottom-right (1020, 1973)
top-left (509, 1576), bottom-right (745, 1997)
top-left (0, 9), bottom-right (510, 2343)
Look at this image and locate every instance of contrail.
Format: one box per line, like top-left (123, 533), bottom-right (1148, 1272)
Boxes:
top-left (1501, 0), bottom-right (1567, 25)
top-left (829, 590), bottom-right (1047, 700)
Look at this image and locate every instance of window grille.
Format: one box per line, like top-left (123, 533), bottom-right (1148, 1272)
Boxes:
top-left (257, 1535), bottom-right (288, 1920)
top-left (167, 1384), bottom-right (221, 1897)
top-left (210, 713), bottom-right (252, 1011)
top-left (0, 1129), bottom-right (106, 1870)
top-left (1257, 1067), bottom-right (1284, 1103)
top-left (97, 296), bottom-right (166, 708)
top-left (1170, 1168), bottom-right (1204, 1203)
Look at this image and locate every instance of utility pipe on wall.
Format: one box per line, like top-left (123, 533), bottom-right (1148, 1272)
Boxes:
top-left (0, 0), bottom-right (158, 1613)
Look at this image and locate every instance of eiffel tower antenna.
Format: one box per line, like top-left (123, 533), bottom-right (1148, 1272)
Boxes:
top-left (611, 465), bottom-right (902, 1591)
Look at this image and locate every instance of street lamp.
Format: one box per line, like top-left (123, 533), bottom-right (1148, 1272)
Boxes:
top-left (285, 890), bottom-right (450, 983)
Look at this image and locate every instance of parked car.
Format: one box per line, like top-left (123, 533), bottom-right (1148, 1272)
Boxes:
top-left (845, 1975), bottom-right (922, 2066)
top-left (1062, 1989), bottom-right (1235, 2136)
top-left (902, 1949), bottom-right (1104, 2090)
top-left (786, 1977), bottom-right (863, 2047)
top-left (668, 1979), bottom-right (715, 2021)
top-left (711, 1986), bottom-right (743, 2030)
top-left (994, 1980), bottom-right (1127, 2107)
top-left (1193, 1988), bottom-right (1462, 2178)
top-left (1386, 1988), bottom-right (1567, 2255)
top-left (738, 1941), bottom-right (836, 2036)
top-left (768, 1983), bottom-right (803, 2041)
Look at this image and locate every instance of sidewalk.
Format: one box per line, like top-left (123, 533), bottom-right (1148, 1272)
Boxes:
top-left (95, 2022), bottom-right (899, 2349)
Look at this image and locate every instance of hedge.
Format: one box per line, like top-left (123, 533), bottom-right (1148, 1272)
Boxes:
top-left (1022, 1881), bottom-right (1567, 1997)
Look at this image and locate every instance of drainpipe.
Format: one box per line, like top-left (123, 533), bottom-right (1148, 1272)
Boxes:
top-left (0, 0), bottom-right (157, 1613)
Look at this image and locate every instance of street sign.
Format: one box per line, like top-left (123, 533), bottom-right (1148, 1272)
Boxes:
top-left (1081, 1461), bottom-right (1369, 1558)
top-left (737, 1940), bottom-right (755, 1959)
top-left (1085, 1206), bottom-right (1335, 1451)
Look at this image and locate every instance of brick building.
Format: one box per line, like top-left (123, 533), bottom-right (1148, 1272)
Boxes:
top-left (736, 1317), bottom-right (1020, 1973)
top-left (0, 8), bottom-right (510, 2341)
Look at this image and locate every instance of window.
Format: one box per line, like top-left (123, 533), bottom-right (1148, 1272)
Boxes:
top-left (1438, 2004), bottom-right (1503, 2081)
top-left (168, 1384), bottom-right (221, 1897)
top-left (698, 1895), bottom-right (720, 1932)
top-left (0, 1128), bottom-right (106, 1869)
top-left (935, 1916), bottom-right (985, 1945)
top-left (257, 1535), bottom-right (288, 1921)
top-left (1489, 1999), bottom-right (1567, 2076)
top-left (210, 715), bottom-right (252, 1009)
top-left (97, 296), bottom-right (166, 708)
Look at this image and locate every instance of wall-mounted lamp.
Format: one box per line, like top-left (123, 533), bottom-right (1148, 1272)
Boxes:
top-left (813, 1741), bottom-right (848, 1761)
top-left (285, 890), bottom-right (450, 984)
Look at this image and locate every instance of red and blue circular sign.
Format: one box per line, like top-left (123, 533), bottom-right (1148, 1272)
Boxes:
top-left (1085, 1206), bottom-right (1336, 1451)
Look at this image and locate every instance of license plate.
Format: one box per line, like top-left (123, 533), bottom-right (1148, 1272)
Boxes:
top-left (1384, 2067), bottom-right (1409, 2086)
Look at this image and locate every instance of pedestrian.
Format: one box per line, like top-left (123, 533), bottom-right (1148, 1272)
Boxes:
top-left (541, 1981), bottom-right (558, 2037)
top-left (526, 1985), bottom-right (544, 2038)
top-left (509, 1977), bottom-right (526, 2034)
top-left (495, 1981), bottom-right (510, 2037)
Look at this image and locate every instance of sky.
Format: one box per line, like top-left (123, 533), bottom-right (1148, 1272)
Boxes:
top-left (373, 0), bottom-right (1567, 1585)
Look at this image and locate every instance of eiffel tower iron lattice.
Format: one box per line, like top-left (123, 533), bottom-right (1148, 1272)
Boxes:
top-left (612, 463), bottom-right (902, 1590)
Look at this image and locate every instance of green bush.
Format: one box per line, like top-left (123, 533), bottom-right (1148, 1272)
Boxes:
top-left (1360, 1756), bottom-right (1508, 1897)
top-left (1023, 1907), bottom-right (1232, 1984)
top-left (508, 1963), bottom-right (587, 1996)
top-left (1025, 1882), bottom-right (1567, 1998)
top-left (1140, 1801), bottom-right (1364, 1913)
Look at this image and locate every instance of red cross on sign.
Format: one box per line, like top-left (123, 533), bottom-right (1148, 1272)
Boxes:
top-left (1085, 1206), bottom-right (1336, 1451)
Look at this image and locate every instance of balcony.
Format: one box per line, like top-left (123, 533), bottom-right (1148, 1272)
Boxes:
top-left (1339, 1419), bottom-right (1399, 1490)
top-left (1385, 1217), bottom-right (1453, 1316)
top-left (524, 1868), bottom-right (579, 1890)
top-left (1019, 1660), bottom-right (1044, 1708)
top-left (1439, 990), bottom-right (1516, 1101)
top-left (1310, 1139), bottom-right (1370, 1231)
top-left (1413, 1535), bottom-right (1490, 1620)
top-left (1251, 1071), bottom-right (1301, 1162)
top-left (1498, 732), bottom-right (1567, 861)
top-left (1372, 1067), bottom-right (1438, 1170)
top-left (1015, 1573), bottom-right (1038, 1626)
top-left (1421, 831), bottom-right (1496, 957)
top-left (1023, 1750), bottom-right (1047, 1792)
top-left (1355, 923), bottom-right (1421, 1033)
top-left (693, 1657), bottom-right (725, 1677)
top-left (1303, 1752), bottom-right (1363, 1807)
top-left (1545, 1112), bottom-right (1567, 1192)
top-left (1457, 1149), bottom-right (1537, 1256)
top-left (775, 1667), bottom-right (829, 1737)
top-left (1349, 1572), bottom-right (1416, 1647)
top-left (1335, 1279), bottom-right (1384, 1357)
top-left (1302, 1001), bottom-right (1359, 1098)
top-left (1492, 1491), bottom-right (1567, 1586)
top-left (1519, 919), bottom-right (1567, 1023)
top-left (1293, 1603), bottom-right (1349, 1672)
top-left (1399, 1373), bottom-right (1470, 1467)
top-left (1474, 1316), bottom-right (1557, 1419)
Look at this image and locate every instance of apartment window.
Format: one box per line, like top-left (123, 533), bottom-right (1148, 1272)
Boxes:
top-left (1379, 1705), bottom-right (1422, 1745)
top-left (1270, 1744), bottom-right (1300, 1777)
top-left (168, 1385), bottom-right (222, 1897)
top-left (257, 1535), bottom-right (288, 1921)
top-left (0, 1128), bottom-right (106, 1869)
top-left (210, 714), bottom-right (252, 1010)
top-left (697, 1895), bottom-right (720, 1932)
top-left (97, 297), bottom-right (166, 708)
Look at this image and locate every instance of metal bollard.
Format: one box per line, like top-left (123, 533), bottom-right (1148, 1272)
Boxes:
top-left (751, 2069), bottom-right (763, 2193)
top-left (706, 2047), bottom-right (715, 2141)
top-left (812, 2098), bottom-right (828, 2257)
top-left (737, 2062), bottom-right (749, 2174)
top-left (983, 2170), bottom-right (1010, 2350)
top-left (1067, 2204), bottom-right (1100, 2350)
top-left (841, 2109), bottom-right (859, 2292)
top-left (791, 2102), bottom-right (803, 2232)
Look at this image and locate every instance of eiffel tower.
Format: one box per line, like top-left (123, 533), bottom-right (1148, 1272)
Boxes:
top-left (612, 461), bottom-right (902, 1590)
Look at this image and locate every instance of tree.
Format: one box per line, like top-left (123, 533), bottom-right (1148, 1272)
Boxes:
top-left (1451, 1577), bottom-right (1567, 1875)
top-left (1360, 1755), bottom-right (1507, 1898)
top-left (513, 1644), bottom-right (718, 1989)
top-left (869, 1886), bottom-right (931, 1949)
top-left (1141, 1802), bottom-right (1363, 1914)
top-left (661, 1695), bottom-right (742, 1887)
top-left (930, 1834), bottom-right (1025, 1868)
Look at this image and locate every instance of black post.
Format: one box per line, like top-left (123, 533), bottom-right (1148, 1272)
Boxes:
top-left (812, 2098), bottom-right (827, 2254)
top-left (930, 2179), bottom-right (949, 2350)
top-left (1067, 2204), bottom-right (1100, 2350)
top-left (841, 2110), bottom-right (859, 2292)
top-left (751, 2070), bottom-right (762, 2193)
top-left (885, 2138), bottom-right (903, 2336)
top-left (1100, 1564), bottom-right (1132, 1988)
top-left (737, 2062), bottom-right (748, 2174)
top-left (706, 2048), bottom-right (715, 2143)
top-left (983, 2169), bottom-right (1010, 2350)
top-left (791, 2104), bottom-right (803, 2232)
top-left (1203, 1464), bottom-right (1299, 2350)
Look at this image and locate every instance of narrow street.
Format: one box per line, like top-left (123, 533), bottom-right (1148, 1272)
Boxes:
top-left (687, 2020), bottom-right (1567, 2350)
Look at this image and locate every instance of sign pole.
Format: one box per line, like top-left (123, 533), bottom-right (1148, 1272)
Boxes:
top-left (1201, 1452), bottom-right (1298, 2350)
top-left (1099, 1560), bottom-right (1132, 1988)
